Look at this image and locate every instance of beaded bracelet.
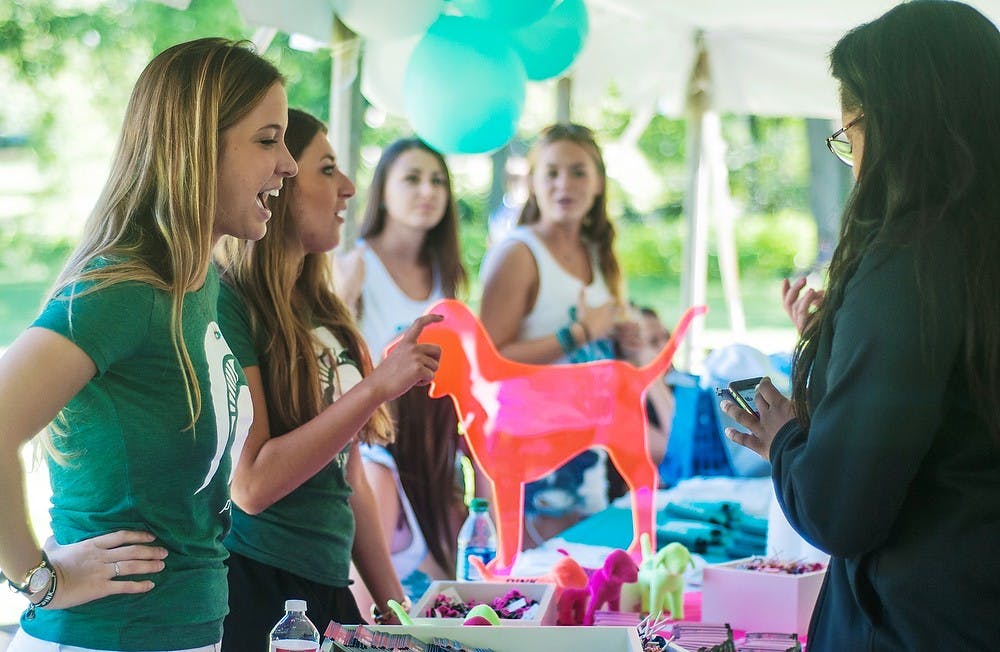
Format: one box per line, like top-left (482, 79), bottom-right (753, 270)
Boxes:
top-left (555, 325), bottom-right (577, 356)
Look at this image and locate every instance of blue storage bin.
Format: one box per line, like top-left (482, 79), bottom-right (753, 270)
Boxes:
top-left (658, 373), bottom-right (734, 487)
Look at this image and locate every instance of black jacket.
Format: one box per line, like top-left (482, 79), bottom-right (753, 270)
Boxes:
top-left (770, 240), bottom-right (1000, 651)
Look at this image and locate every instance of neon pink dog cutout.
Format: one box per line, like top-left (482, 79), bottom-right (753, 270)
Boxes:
top-left (415, 300), bottom-right (706, 573)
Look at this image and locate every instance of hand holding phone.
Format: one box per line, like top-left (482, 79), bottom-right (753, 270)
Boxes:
top-left (715, 376), bottom-right (763, 417)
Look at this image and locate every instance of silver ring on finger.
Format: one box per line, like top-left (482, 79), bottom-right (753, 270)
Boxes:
top-left (112, 561), bottom-right (121, 577)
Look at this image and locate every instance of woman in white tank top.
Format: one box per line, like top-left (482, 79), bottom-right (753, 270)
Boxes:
top-left (479, 123), bottom-right (649, 546)
top-left (335, 139), bottom-right (470, 611)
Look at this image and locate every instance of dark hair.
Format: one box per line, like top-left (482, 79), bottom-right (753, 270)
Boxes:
top-left (218, 108), bottom-right (392, 443)
top-left (388, 388), bottom-right (465, 574)
top-left (358, 138), bottom-right (467, 299)
top-left (518, 123), bottom-right (623, 302)
top-left (359, 137), bottom-right (469, 571)
top-left (793, 0), bottom-right (1000, 442)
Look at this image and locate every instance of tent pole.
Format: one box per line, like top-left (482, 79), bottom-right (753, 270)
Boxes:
top-left (706, 108), bottom-right (746, 337)
top-left (330, 16), bottom-right (362, 247)
top-left (680, 33), bottom-right (710, 370)
top-left (556, 76), bottom-right (573, 124)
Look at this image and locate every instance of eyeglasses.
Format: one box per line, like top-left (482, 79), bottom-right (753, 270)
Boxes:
top-left (826, 113), bottom-right (864, 167)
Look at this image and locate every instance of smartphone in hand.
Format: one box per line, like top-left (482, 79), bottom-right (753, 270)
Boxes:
top-left (715, 376), bottom-right (763, 417)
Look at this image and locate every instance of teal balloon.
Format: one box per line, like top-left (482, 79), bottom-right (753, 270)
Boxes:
top-left (511, 0), bottom-right (589, 81)
top-left (448, 0), bottom-right (556, 28)
top-left (404, 16), bottom-right (526, 154)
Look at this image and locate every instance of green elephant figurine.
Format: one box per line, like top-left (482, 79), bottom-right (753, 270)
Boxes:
top-left (636, 533), bottom-right (694, 619)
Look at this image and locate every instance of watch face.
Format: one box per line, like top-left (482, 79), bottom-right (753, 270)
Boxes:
top-left (27, 566), bottom-right (52, 594)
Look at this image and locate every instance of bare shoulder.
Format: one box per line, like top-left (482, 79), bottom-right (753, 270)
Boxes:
top-left (481, 238), bottom-right (536, 288)
top-left (333, 246), bottom-right (366, 307)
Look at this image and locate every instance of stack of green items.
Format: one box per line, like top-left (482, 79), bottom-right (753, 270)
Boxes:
top-left (655, 501), bottom-right (767, 560)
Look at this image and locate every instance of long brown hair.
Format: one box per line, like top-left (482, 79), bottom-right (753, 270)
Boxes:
top-left (357, 138), bottom-right (467, 298)
top-left (793, 1), bottom-right (1000, 443)
top-left (518, 122), bottom-right (624, 302)
top-left (390, 388), bottom-right (465, 574)
top-left (217, 109), bottom-right (392, 442)
top-left (52, 38), bottom-right (282, 437)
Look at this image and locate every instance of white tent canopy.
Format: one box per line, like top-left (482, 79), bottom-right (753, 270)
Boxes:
top-left (227, 0), bottom-right (1000, 119)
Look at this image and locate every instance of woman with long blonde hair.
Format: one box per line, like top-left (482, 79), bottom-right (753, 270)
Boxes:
top-left (0, 37), bottom-right (296, 651)
top-left (479, 123), bottom-right (642, 545)
top-left (215, 111), bottom-right (440, 648)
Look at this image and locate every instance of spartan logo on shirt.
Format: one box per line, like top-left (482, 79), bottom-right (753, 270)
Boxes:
top-left (196, 321), bottom-right (252, 497)
top-left (317, 329), bottom-right (362, 469)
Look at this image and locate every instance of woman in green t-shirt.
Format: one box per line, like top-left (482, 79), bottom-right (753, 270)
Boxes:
top-left (0, 38), bottom-right (297, 651)
top-left (216, 109), bottom-right (440, 649)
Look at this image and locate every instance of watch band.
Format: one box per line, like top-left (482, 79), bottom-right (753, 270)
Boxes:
top-left (25, 561), bottom-right (58, 621)
top-left (2, 552), bottom-right (53, 597)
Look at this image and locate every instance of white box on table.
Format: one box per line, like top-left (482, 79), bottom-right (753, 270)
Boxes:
top-left (410, 580), bottom-right (557, 626)
top-left (701, 557), bottom-right (826, 637)
top-left (367, 625), bottom-right (641, 651)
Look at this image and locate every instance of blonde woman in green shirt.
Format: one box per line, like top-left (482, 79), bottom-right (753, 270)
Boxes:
top-left (0, 38), bottom-right (296, 651)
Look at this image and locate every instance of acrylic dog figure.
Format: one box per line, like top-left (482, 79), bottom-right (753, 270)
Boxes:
top-left (582, 548), bottom-right (640, 625)
top-left (637, 533), bottom-right (694, 620)
top-left (413, 299), bottom-right (706, 573)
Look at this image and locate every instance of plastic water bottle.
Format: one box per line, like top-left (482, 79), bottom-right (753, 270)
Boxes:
top-left (269, 599), bottom-right (320, 651)
top-left (455, 497), bottom-right (497, 581)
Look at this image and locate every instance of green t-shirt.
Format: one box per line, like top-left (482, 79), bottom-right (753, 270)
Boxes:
top-left (218, 281), bottom-right (357, 586)
top-left (24, 265), bottom-right (252, 650)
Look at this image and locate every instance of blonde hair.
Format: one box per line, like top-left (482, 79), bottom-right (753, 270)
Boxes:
top-left (50, 38), bottom-right (283, 442)
top-left (217, 109), bottom-right (393, 444)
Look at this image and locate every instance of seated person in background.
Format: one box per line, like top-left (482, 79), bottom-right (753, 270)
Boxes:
top-left (610, 305), bottom-right (674, 498)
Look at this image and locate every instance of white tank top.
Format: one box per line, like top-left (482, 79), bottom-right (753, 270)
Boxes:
top-left (482, 226), bottom-right (613, 514)
top-left (357, 243), bottom-right (444, 362)
top-left (504, 226), bottom-right (613, 359)
top-left (359, 444), bottom-right (428, 581)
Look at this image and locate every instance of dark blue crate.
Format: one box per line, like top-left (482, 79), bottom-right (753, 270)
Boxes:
top-left (659, 374), bottom-right (734, 487)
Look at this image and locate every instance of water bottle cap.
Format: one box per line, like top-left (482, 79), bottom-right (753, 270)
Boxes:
top-left (285, 598), bottom-right (307, 612)
top-left (470, 497), bottom-right (489, 512)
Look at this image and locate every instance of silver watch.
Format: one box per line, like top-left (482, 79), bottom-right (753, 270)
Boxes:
top-left (4, 555), bottom-right (54, 596)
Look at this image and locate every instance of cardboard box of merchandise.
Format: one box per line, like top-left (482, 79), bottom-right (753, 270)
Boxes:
top-left (410, 580), bottom-right (557, 626)
top-left (701, 557), bottom-right (826, 637)
top-left (367, 625), bottom-right (642, 651)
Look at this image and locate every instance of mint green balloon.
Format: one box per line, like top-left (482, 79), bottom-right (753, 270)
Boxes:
top-left (404, 16), bottom-right (526, 154)
top-left (511, 0), bottom-right (589, 81)
top-left (448, 0), bottom-right (556, 28)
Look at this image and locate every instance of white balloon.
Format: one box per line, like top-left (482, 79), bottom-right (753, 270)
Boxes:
top-left (333, 0), bottom-right (445, 40)
top-left (362, 35), bottom-right (421, 117)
